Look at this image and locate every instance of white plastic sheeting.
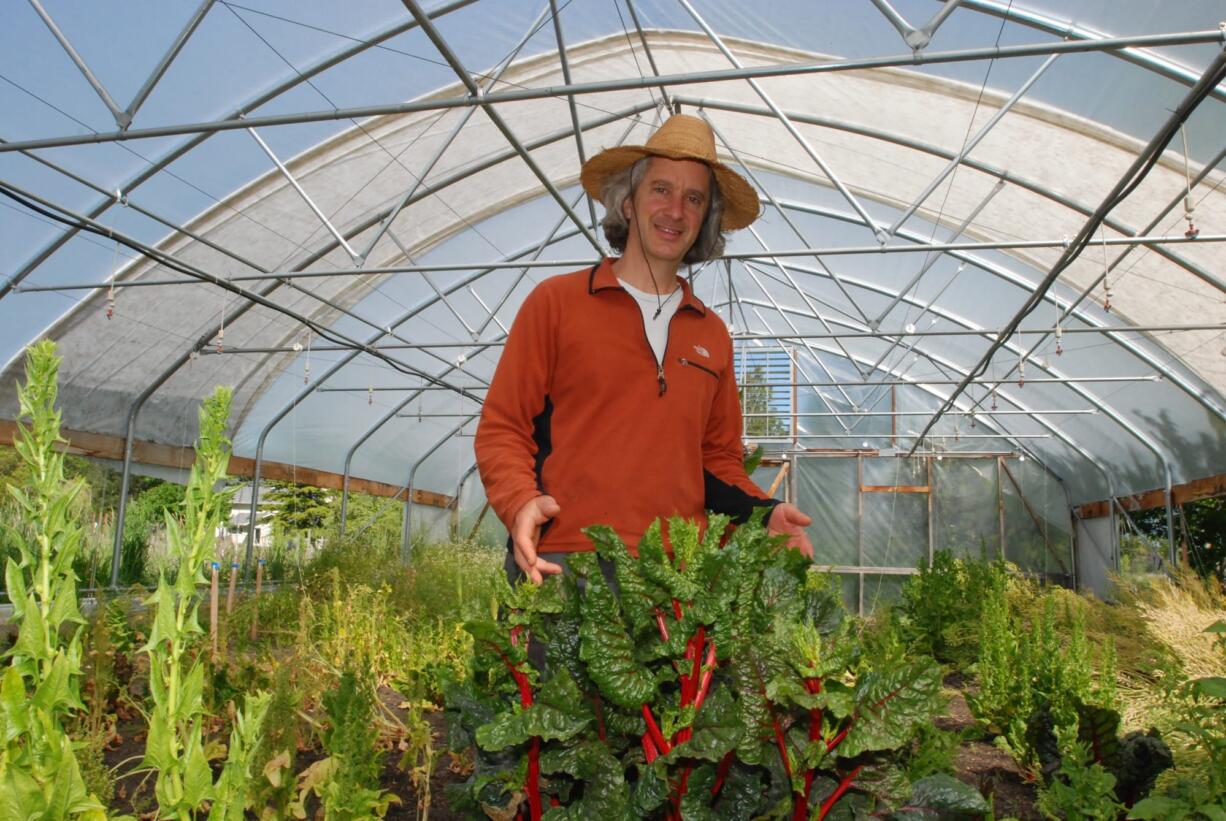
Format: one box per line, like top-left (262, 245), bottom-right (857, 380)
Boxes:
top-left (0, 1), bottom-right (1223, 558)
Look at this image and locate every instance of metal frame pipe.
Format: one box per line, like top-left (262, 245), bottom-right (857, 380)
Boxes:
top-left (356, 3), bottom-right (552, 263)
top-left (5, 28), bottom-right (1222, 153)
top-left (886, 53), bottom-right (1059, 237)
top-left (623, 0), bottom-right (672, 109)
top-left (400, 413), bottom-right (479, 559)
top-left (338, 336), bottom-right (504, 533)
top-left (402, 0), bottom-right (603, 252)
top-left (21, 229), bottom-right (1226, 293)
top-left (910, 47), bottom-right (1226, 450)
top-left (674, 95), bottom-right (1226, 298)
top-left (123, 0), bottom-right (216, 125)
top-left (678, 0), bottom-right (884, 239)
top-left (548, 0), bottom-right (600, 233)
top-left (959, 0), bottom-right (1226, 104)
top-left (246, 127), bottom-right (361, 262)
top-left (27, 0), bottom-right (131, 129)
top-left (776, 199), bottom-right (1226, 425)
top-left (0, 0), bottom-right (478, 313)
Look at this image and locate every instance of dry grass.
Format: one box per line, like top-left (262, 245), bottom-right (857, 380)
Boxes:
top-left (1135, 579), bottom-right (1226, 683)
top-left (1108, 569), bottom-right (1226, 795)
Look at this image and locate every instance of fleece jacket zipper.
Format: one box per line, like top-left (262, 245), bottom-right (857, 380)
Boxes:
top-left (630, 293), bottom-right (677, 397)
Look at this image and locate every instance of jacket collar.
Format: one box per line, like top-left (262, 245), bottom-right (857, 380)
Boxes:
top-left (587, 257), bottom-right (707, 317)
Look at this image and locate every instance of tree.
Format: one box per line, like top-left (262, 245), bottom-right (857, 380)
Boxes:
top-left (1133, 496), bottom-right (1226, 579)
top-left (739, 363), bottom-right (788, 439)
top-left (267, 481), bottom-right (333, 533)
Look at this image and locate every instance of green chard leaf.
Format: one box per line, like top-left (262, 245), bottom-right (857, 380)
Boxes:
top-left (584, 525), bottom-right (656, 636)
top-left (636, 520), bottom-right (701, 603)
top-left (713, 760), bottom-right (767, 821)
top-left (475, 671), bottom-right (593, 751)
top-left (662, 686), bottom-right (744, 764)
top-left (630, 761), bottom-right (670, 817)
top-left (578, 567), bottom-right (656, 710)
top-left (892, 773), bottom-right (990, 817)
top-left (838, 659), bottom-right (943, 758)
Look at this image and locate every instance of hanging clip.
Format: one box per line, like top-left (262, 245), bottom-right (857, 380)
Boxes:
top-left (1180, 124), bottom-right (1199, 239)
top-left (303, 332), bottom-right (312, 384)
top-left (1018, 358), bottom-right (1026, 388)
top-left (1055, 324), bottom-right (1063, 356)
top-left (105, 282), bottom-right (115, 320)
top-left (368, 384), bottom-right (373, 406)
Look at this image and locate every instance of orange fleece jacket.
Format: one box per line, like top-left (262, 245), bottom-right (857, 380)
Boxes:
top-left (475, 259), bottom-right (775, 553)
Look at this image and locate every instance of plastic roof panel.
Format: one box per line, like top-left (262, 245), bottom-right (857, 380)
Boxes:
top-left (0, 0), bottom-right (1223, 511)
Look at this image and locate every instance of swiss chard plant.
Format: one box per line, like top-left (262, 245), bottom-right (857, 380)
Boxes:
top-left (1028, 700), bottom-right (1171, 816)
top-left (0, 340), bottom-right (109, 819)
top-left (446, 512), bottom-right (988, 820)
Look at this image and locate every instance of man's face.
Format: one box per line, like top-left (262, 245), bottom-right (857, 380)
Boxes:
top-left (622, 156), bottom-right (711, 269)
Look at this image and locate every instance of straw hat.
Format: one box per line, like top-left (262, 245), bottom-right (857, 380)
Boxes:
top-left (580, 114), bottom-right (761, 231)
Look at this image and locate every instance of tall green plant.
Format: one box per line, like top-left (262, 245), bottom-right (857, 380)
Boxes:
top-left (898, 550), bottom-right (1005, 667)
top-left (140, 386), bottom-right (268, 818)
top-left (291, 670), bottom-right (399, 819)
top-left (0, 340), bottom-right (108, 818)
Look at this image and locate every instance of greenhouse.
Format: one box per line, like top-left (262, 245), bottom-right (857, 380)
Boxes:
top-left (1, 2), bottom-right (1224, 819)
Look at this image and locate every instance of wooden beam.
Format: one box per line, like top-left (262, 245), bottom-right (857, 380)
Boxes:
top-left (860, 484), bottom-right (930, 494)
top-left (0, 420), bottom-right (454, 509)
top-left (1074, 472), bottom-right (1226, 519)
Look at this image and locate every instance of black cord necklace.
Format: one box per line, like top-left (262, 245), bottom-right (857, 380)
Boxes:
top-left (632, 201), bottom-right (670, 319)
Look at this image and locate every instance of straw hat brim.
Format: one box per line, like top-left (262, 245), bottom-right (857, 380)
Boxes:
top-left (580, 145), bottom-right (760, 232)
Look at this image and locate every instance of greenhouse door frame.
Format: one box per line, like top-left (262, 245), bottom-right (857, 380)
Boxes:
top-left (790, 451), bottom-right (1073, 615)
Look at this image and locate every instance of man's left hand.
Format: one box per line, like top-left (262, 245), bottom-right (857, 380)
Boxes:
top-left (768, 502), bottom-right (814, 559)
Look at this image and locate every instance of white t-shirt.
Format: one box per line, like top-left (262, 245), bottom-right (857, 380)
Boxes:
top-left (619, 278), bottom-right (682, 365)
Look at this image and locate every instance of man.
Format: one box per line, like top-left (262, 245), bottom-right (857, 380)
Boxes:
top-left (476, 113), bottom-right (814, 585)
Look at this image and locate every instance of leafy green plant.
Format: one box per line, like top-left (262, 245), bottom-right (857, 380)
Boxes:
top-left (0, 340), bottom-right (109, 819)
top-left (1036, 725), bottom-right (1126, 821)
top-left (247, 665), bottom-right (303, 818)
top-left (1028, 699), bottom-right (1172, 816)
top-left (292, 670), bottom-right (399, 819)
top-left (139, 386), bottom-right (269, 818)
top-left (447, 513), bottom-right (988, 820)
top-left (969, 580), bottom-right (1117, 767)
top-left (210, 691), bottom-right (272, 820)
top-left (898, 550), bottom-right (1005, 668)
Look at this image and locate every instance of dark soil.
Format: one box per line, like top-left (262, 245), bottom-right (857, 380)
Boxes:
top-left (937, 684), bottom-right (1042, 821)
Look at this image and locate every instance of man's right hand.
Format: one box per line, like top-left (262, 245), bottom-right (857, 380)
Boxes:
top-left (511, 495), bottom-right (563, 585)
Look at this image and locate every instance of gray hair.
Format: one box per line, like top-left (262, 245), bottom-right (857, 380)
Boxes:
top-left (599, 156), bottom-right (726, 264)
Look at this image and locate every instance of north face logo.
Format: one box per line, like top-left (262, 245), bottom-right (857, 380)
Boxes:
top-left (693, 344), bottom-right (710, 358)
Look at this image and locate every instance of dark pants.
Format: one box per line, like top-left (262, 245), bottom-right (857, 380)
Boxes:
top-left (502, 545), bottom-right (620, 594)
top-left (502, 547), bottom-right (620, 670)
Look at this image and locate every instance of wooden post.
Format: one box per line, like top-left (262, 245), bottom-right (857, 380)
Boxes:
top-left (226, 561), bottom-right (239, 615)
top-left (766, 462), bottom-right (791, 499)
top-left (209, 562), bottom-right (220, 657)
top-left (249, 559), bottom-right (265, 642)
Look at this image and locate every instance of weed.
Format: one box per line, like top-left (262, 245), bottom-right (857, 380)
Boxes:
top-left (0, 340), bottom-right (108, 818)
top-left (292, 670), bottom-right (399, 819)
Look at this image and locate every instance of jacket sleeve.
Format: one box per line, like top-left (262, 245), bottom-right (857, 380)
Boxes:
top-left (701, 328), bottom-right (780, 524)
top-left (475, 282), bottom-right (556, 531)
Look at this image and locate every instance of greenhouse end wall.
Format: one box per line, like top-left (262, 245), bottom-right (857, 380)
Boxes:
top-left (793, 453), bottom-right (1074, 614)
